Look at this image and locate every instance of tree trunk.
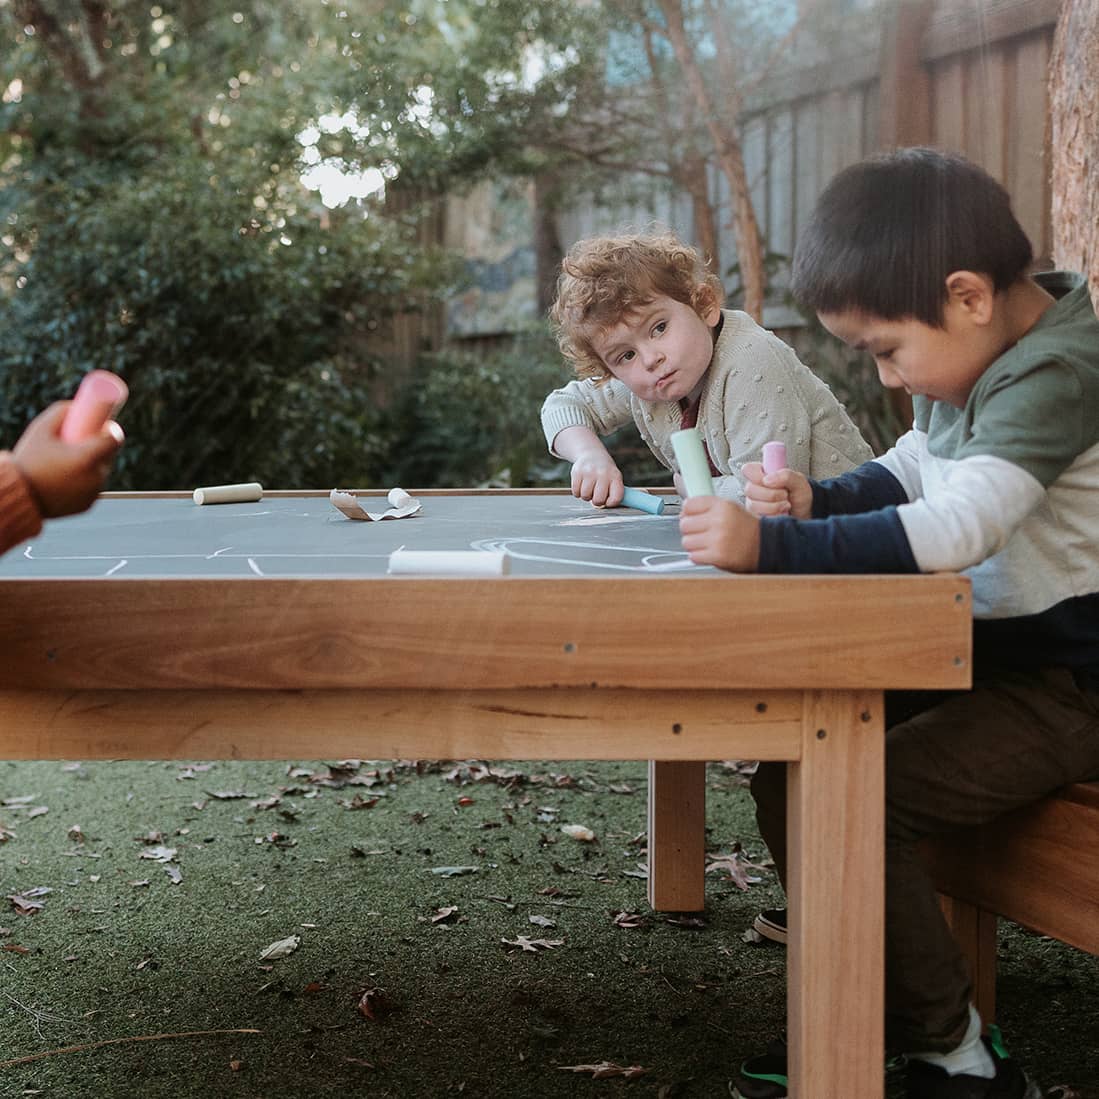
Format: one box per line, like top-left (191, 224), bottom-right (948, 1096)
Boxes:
top-left (1050, 0), bottom-right (1099, 315)
top-left (655, 0), bottom-right (766, 322)
top-left (679, 153), bottom-right (720, 278)
top-left (533, 173), bottom-right (565, 316)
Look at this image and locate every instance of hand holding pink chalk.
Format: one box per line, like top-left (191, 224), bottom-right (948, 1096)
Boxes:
top-left (762, 441), bottom-right (787, 476)
top-left (743, 440), bottom-right (814, 520)
top-left (60, 371), bottom-right (128, 444)
top-left (12, 401), bottom-right (123, 518)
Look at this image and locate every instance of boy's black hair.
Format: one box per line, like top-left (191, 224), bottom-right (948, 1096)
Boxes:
top-left (791, 147), bottom-right (1033, 326)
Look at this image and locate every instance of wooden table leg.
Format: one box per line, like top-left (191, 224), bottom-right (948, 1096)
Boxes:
top-left (938, 895), bottom-right (997, 1022)
top-left (647, 759), bottom-right (706, 911)
top-left (787, 689), bottom-right (884, 1099)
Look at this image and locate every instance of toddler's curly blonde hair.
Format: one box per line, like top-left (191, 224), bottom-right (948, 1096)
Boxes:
top-left (549, 230), bottom-right (724, 383)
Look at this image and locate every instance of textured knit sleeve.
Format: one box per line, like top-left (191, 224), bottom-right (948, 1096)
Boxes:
top-left (707, 316), bottom-right (873, 488)
top-left (540, 378), bottom-right (637, 456)
top-left (0, 452), bottom-right (43, 555)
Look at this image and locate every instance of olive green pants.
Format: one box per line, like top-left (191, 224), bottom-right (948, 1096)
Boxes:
top-left (750, 667), bottom-right (1099, 1052)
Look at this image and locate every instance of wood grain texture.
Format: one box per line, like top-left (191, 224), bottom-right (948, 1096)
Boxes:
top-left (787, 690), bottom-right (885, 1099)
top-left (647, 761), bottom-right (706, 911)
top-left (0, 575), bottom-right (972, 691)
top-left (0, 688), bottom-right (803, 763)
top-left (925, 782), bottom-right (1099, 956)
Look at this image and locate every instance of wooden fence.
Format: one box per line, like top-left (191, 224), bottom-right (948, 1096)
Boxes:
top-left (384, 0), bottom-right (1063, 358)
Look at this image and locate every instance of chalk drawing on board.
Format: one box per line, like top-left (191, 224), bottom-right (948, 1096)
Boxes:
top-left (470, 537), bottom-right (699, 573)
top-left (557, 514), bottom-right (663, 527)
top-left (21, 542), bottom-right (392, 578)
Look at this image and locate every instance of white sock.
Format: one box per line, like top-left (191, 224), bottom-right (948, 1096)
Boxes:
top-left (909, 1005), bottom-right (995, 1078)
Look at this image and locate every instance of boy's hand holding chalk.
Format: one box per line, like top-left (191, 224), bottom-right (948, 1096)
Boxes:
top-left (742, 440), bottom-right (814, 519)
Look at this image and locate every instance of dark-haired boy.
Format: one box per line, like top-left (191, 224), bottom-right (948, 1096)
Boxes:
top-left (679, 148), bottom-right (1099, 1098)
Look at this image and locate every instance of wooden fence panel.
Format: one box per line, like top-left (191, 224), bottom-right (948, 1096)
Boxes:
top-left (417, 1), bottom-right (1061, 359)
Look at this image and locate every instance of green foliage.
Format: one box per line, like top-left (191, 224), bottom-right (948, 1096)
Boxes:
top-left (0, 151), bottom-right (460, 487)
top-left (385, 325), bottom-right (572, 488)
top-left (786, 316), bottom-right (908, 456)
top-left (384, 322), bottom-right (669, 490)
top-left (0, 2), bottom-right (465, 489)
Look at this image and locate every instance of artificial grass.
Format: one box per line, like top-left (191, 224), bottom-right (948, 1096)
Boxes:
top-left (1, 758), bottom-right (1096, 1098)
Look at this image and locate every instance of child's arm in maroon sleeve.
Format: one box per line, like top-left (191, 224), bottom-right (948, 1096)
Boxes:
top-left (0, 452), bottom-right (43, 555)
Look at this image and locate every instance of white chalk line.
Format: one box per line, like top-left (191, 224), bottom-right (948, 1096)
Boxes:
top-left (19, 537), bottom-right (698, 577)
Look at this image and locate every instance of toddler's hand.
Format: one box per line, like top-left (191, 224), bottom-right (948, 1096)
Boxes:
top-left (571, 451), bottom-right (624, 508)
top-left (13, 402), bottom-right (124, 518)
top-left (741, 461), bottom-right (813, 520)
top-left (678, 495), bottom-right (760, 572)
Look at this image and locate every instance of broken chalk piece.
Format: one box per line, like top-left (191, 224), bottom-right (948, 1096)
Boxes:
top-left (670, 427), bottom-right (714, 497)
top-left (193, 482), bottom-right (263, 506)
top-left (762, 441), bottom-right (788, 476)
top-left (387, 550), bottom-right (510, 576)
top-left (388, 487), bottom-right (415, 510)
top-left (61, 370), bottom-right (129, 444)
top-left (618, 487), bottom-right (665, 515)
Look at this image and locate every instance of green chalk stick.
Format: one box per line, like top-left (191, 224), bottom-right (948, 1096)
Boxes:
top-left (618, 487), bottom-right (665, 515)
top-left (670, 427), bottom-right (714, 497)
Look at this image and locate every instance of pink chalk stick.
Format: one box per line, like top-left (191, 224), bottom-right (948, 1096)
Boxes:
top-left (761, 441), bottom-right (787, 476)
top-left (60, 371), bottom-right (128, 443)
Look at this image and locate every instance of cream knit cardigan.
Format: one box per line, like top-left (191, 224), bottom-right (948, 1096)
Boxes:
top-left (541, 309), bottom-right (874, 500)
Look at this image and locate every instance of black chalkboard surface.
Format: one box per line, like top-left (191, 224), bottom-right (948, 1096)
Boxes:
top-left (0, 492), bottom-right (712, 579)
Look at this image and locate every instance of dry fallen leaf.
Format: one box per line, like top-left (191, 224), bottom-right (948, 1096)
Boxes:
top-left (356, 986), bottom-right (391, 1020)
top-left (558, 1062), bottom-right (650, 1080)
top-left (501, 936), bottom-right (565, 953)
top-left (7, 887), bottom-right (51, 915)
top-left (139, 845), bottom-right (177, 863)
top-left (705, 849), bottom-right (766, 891)
top-left (258, 935), bottom-right (301, 961)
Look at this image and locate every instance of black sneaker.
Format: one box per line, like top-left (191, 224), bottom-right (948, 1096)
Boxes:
top-left (751, 907), bottom-right (787, 946)
top-left (732, 1038), bottom-right (906, 1098)
top-left (731, 1038), bottom-right (789, 1099)
top-left (905, 1028), bottom-right (1041, 1099)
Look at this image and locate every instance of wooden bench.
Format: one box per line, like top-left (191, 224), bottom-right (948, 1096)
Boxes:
top-left (923, 781), bottom-right (1099, 1021)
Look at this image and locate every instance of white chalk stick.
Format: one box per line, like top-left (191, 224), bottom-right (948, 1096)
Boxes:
top-left (388, 487), bottom-right (415, 509)
top-left (387, 550), bottom-right (510, 576)
top-left (193, 482), bottom-right (263, 506)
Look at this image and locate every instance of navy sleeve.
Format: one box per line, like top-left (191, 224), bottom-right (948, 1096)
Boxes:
top-left (810, 461), bottom-right (909, 518)
top-left (758, 508), bottom-right (920, 574)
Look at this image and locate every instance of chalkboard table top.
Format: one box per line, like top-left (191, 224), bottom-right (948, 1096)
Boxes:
top-left (0, 490), bottom-right (712, 579)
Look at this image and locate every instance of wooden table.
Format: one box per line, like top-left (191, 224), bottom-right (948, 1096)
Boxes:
top-left (0, 490), bottom-right (971, 1098)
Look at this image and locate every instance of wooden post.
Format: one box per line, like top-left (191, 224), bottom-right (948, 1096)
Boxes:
top-left (787, 689), bottom-right (885, 1099)
top-left (877, 0), bottom-right (934, 150)
top-left (647, 760), bottom-right (707, 911)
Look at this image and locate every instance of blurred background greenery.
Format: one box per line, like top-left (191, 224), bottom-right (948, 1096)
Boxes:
top-left (1, 1), bottom-right (907, 492)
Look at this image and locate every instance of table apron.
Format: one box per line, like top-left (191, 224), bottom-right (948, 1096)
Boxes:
top-left (0, 687), bottom-right (807, 762)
